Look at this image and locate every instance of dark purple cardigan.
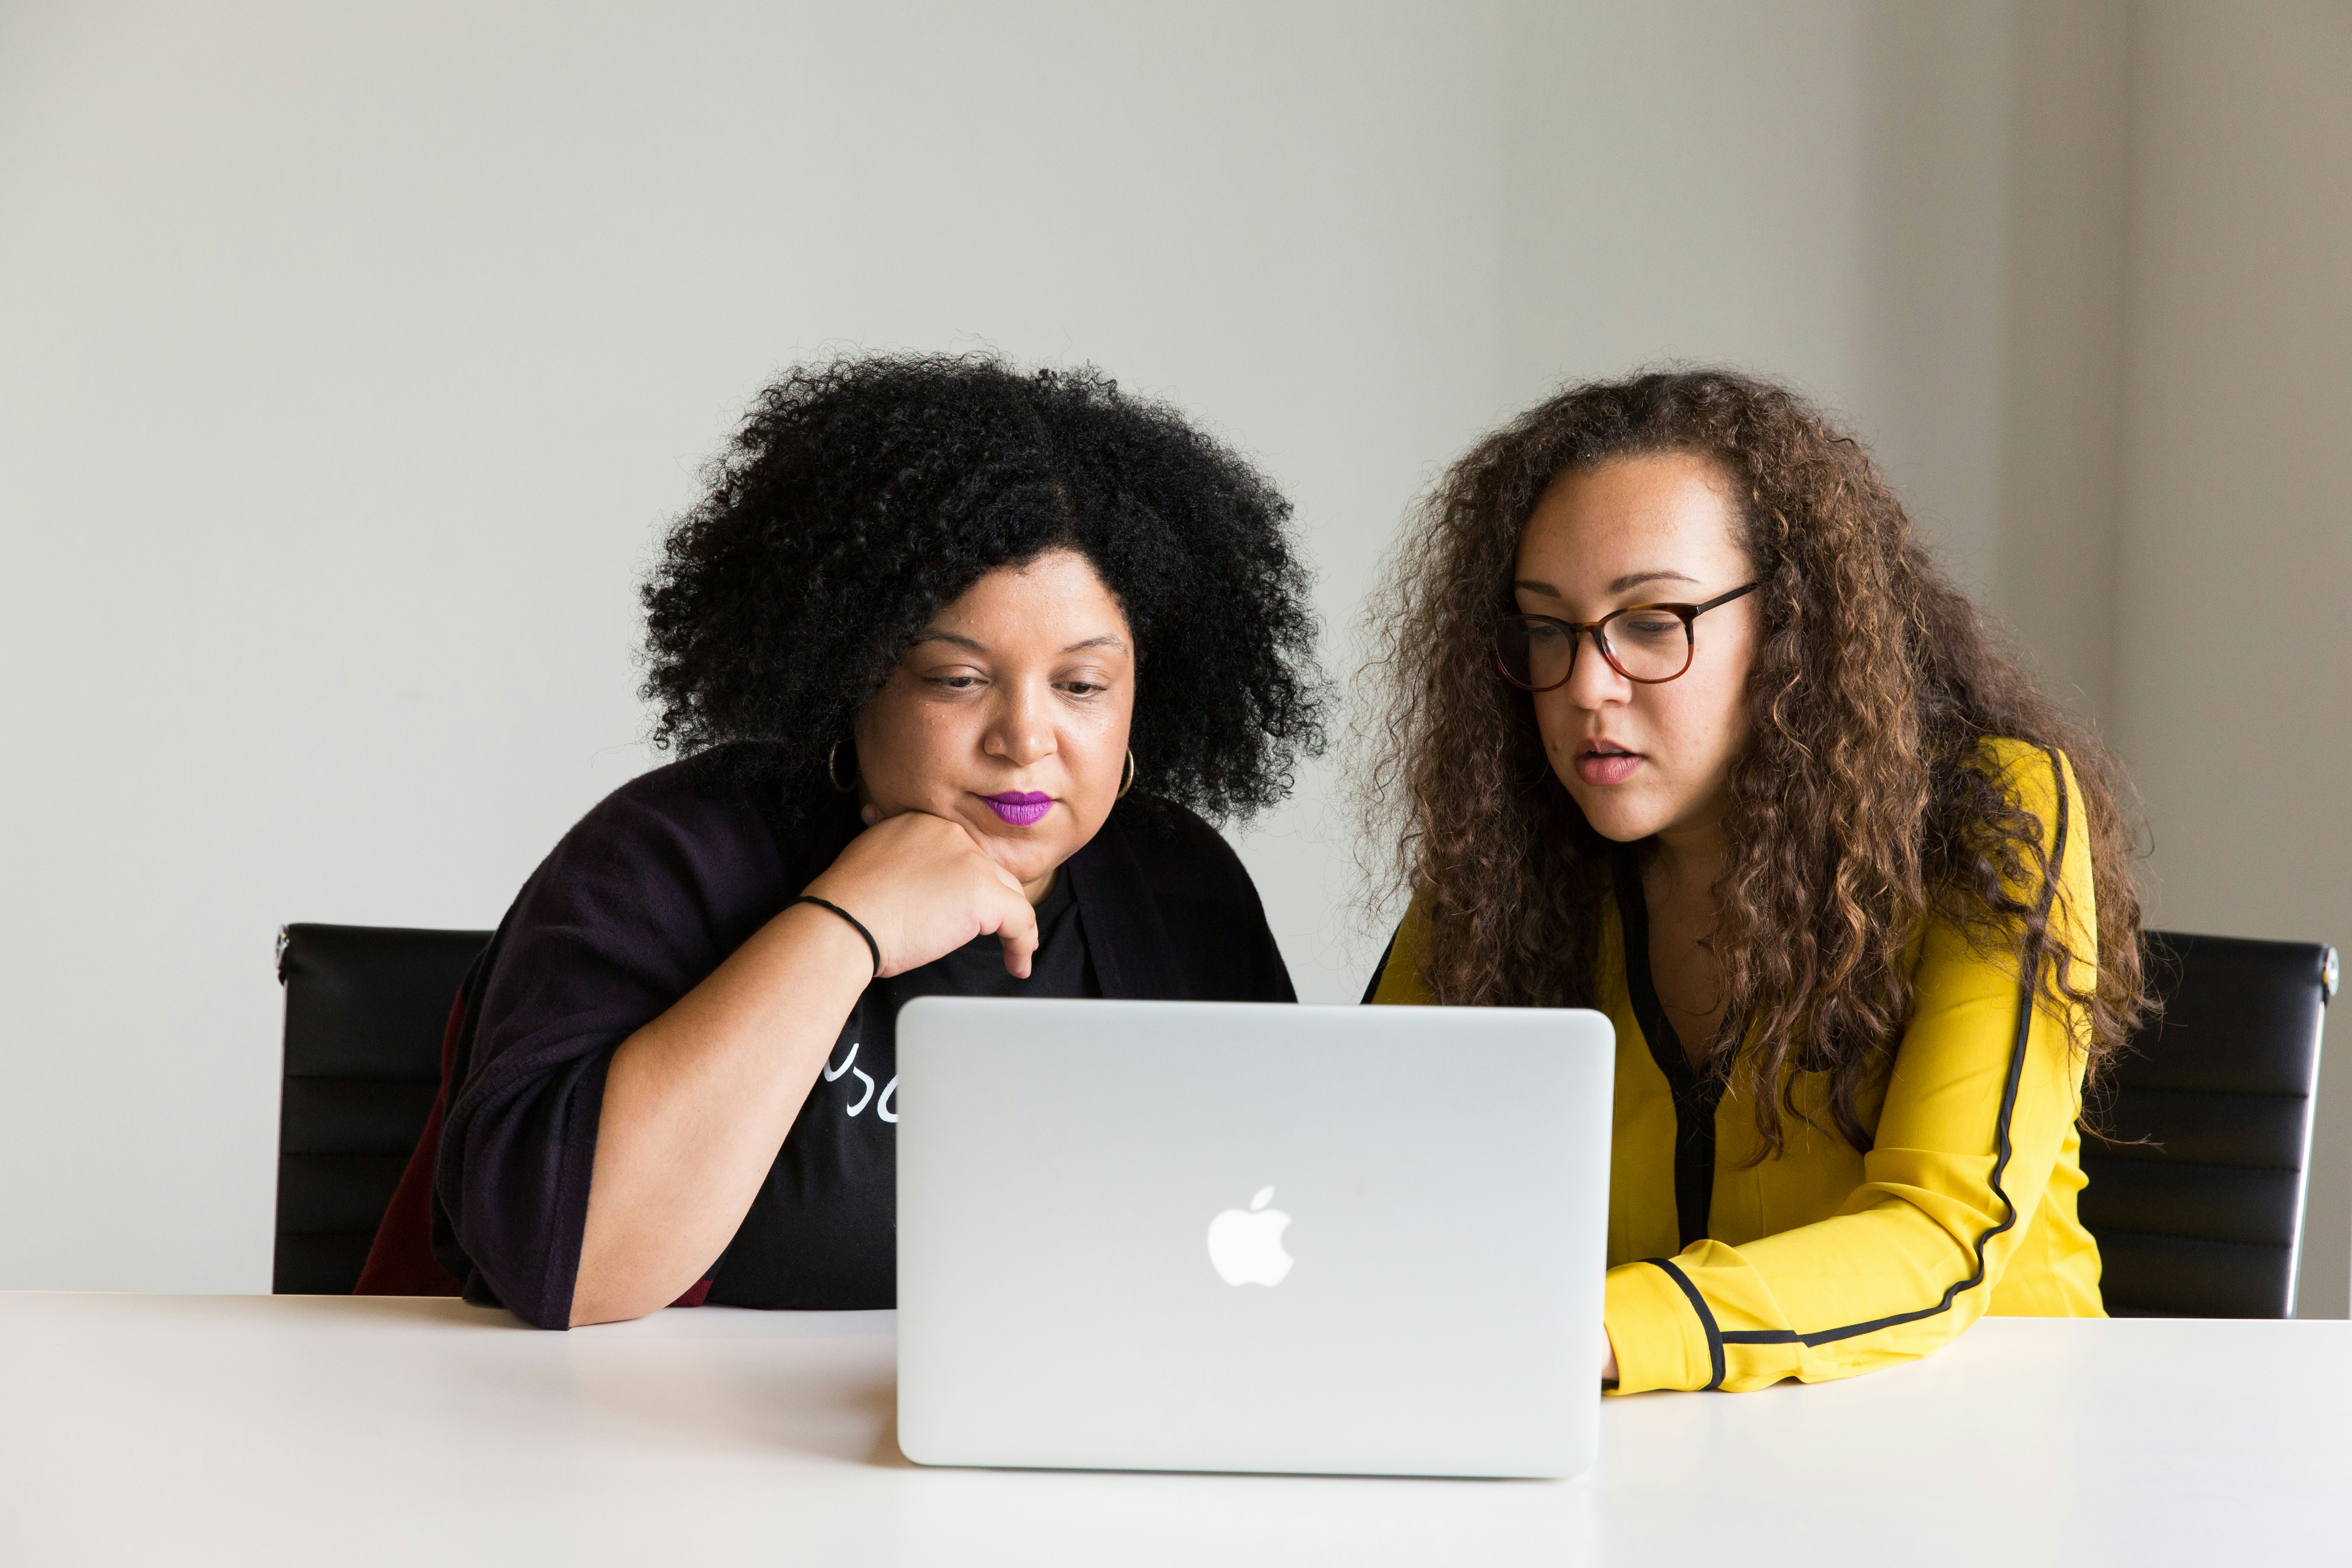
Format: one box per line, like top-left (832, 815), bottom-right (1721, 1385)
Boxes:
top-left (413, 749), bottom-right (1294, 1328)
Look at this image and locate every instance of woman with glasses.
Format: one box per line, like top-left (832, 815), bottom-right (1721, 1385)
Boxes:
top-left (1359, 369), bottom-right (2152, 1392)
top-left (359, 355), bottom-right (1322, 1326)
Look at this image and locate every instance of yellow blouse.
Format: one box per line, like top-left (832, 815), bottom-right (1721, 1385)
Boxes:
top-left (1369, 738), bottom-right (2104, 1392)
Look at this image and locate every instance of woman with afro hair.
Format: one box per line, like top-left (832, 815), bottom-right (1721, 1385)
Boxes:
top-left (359, 355), bottom-right (1325, 1327)
top-left (1361, 369), bottom-right (2152, 1393)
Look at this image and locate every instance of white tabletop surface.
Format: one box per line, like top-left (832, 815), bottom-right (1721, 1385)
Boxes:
top-left (2, 1293), bottom-right (2344, 1566)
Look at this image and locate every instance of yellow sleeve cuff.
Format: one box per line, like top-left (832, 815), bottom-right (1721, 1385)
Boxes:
top-left (1604, 1261), bottom-right (1715, 1394)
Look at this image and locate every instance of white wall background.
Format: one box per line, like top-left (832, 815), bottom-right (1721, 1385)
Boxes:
top-left (0, 0), bottom-right (1519, 1294)
top-left (2111, 0), bottom-right (2352, 1318)
top-left (3, 0), bottom-right (2347, 1312)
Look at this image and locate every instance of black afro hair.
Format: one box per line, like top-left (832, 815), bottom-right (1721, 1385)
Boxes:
top-left (640, 353), bottom-right (1327, 826)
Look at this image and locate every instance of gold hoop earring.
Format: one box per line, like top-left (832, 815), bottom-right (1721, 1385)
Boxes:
top-left (1118, 747), bottom-right (1136, 799)
top-left (827, 742), bottom-right (857, 794)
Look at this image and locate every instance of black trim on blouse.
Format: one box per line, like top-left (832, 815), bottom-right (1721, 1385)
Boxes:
top-left (1658, 745), bottom-right (2072, 1364)
top-left (1614, 853), bottom-right (1726, 1251)
top-left (1645, 1255), bottom-right (1727, 1390)
top-left (1358, 932), bottom-right (1399, 1006)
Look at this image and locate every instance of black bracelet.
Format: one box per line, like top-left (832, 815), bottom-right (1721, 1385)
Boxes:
top-left (793, 895), bottom-right (881, 980)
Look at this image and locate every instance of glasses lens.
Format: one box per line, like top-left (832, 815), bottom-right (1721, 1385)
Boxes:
top-left (1600, 607), bottom-right (1692, 680)
top-left (1496, 617), bottom-right (1576, 690)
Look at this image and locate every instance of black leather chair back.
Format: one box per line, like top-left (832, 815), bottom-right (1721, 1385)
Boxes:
top-left (274, 922), bottom-right (490, 1293)
top-left (2079, 930), bottom-right (2336, 1318)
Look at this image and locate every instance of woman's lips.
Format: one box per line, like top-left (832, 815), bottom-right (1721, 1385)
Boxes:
top-left (982, 791), bottom-right (1054, 826)
top-left (1574, 744), bottom-right (1643, 787)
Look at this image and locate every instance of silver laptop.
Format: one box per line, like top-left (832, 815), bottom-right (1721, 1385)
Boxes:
top-left (894, 998), bottom-right (1615, 1479)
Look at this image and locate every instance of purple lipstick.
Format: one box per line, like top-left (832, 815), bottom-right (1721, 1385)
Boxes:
top-left (983, 790), bottom-right (1053, 826)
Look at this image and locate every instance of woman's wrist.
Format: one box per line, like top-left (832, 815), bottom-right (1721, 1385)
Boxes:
top-left (772, 895), bottom-right (884, 984)
top-left (791, 894), bottom-right (880, 978)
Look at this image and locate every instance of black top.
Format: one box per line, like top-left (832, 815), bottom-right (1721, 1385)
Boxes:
top-left (710, 872), bottom-right (1098, 1310)
top-left (430, 746), bottom-right (1292, 1328)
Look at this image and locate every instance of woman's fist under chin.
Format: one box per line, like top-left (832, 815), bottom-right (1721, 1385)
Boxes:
top-left (801, 809), bottom-right (1043, 980)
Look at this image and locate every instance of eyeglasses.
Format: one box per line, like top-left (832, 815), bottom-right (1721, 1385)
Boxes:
top-left (1492, 582), bottom-right (1759, 690)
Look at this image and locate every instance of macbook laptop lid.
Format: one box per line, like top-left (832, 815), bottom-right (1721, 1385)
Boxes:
top-left (895, 998), bottom-right (1614, 1478)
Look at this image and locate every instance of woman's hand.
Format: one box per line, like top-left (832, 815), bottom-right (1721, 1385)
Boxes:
top-left (572, 806), bottom-right (1052, 1325)
top-left (802, 807), bottom-right (1044, 978)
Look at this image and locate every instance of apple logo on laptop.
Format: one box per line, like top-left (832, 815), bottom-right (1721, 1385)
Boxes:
top-left (1206, 1186), bottom-right (1293, 1286)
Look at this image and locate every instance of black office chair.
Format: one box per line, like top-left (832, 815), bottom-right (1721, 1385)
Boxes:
top-left (273, 923), bottom-right (491, 1294)
top-left (2079, 930), bottom-right (2337, 1318)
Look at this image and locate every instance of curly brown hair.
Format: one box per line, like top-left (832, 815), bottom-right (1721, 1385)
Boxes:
top-left (1360, 368), bottom-right (2151, 1158)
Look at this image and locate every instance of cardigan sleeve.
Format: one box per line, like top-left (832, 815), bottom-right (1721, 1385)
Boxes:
top-left (432, 774), bottom-right (789, 1328)
top-left (1608, 742), bottom-right (2100, 1392)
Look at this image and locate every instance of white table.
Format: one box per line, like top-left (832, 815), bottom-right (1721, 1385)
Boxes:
top-left (2, 1294), bottom-right (2343, 1566)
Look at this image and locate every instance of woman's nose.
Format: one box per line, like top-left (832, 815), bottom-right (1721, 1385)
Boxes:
top-left (1562, 628), bottom-right (1630, 709)
top-left (985, 682), bottom-right (1057, 766)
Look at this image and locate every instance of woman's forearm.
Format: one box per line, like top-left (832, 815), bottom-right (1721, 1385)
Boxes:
top-left (569, 902), bottom-right (873, 1325)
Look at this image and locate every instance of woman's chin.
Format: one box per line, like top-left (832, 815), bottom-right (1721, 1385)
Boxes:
top-left (968, 832), bottom-right (1071, 896)
top-left (1562, 783), bottom-right (1666, 845)
top-left (1014, 856), bottom-right (1073, 900)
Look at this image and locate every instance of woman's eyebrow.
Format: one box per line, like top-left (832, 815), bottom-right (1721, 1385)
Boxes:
top-left (912, 630), bottom-right (1127, 654)
top-left (1607, 569), bottom-right (1700, 593)
top-left (1514, 570), bottom-right (1700, 602)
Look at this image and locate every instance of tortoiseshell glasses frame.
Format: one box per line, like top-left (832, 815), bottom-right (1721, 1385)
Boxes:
top-left (1492, 582), bottom-right (1760, 690)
